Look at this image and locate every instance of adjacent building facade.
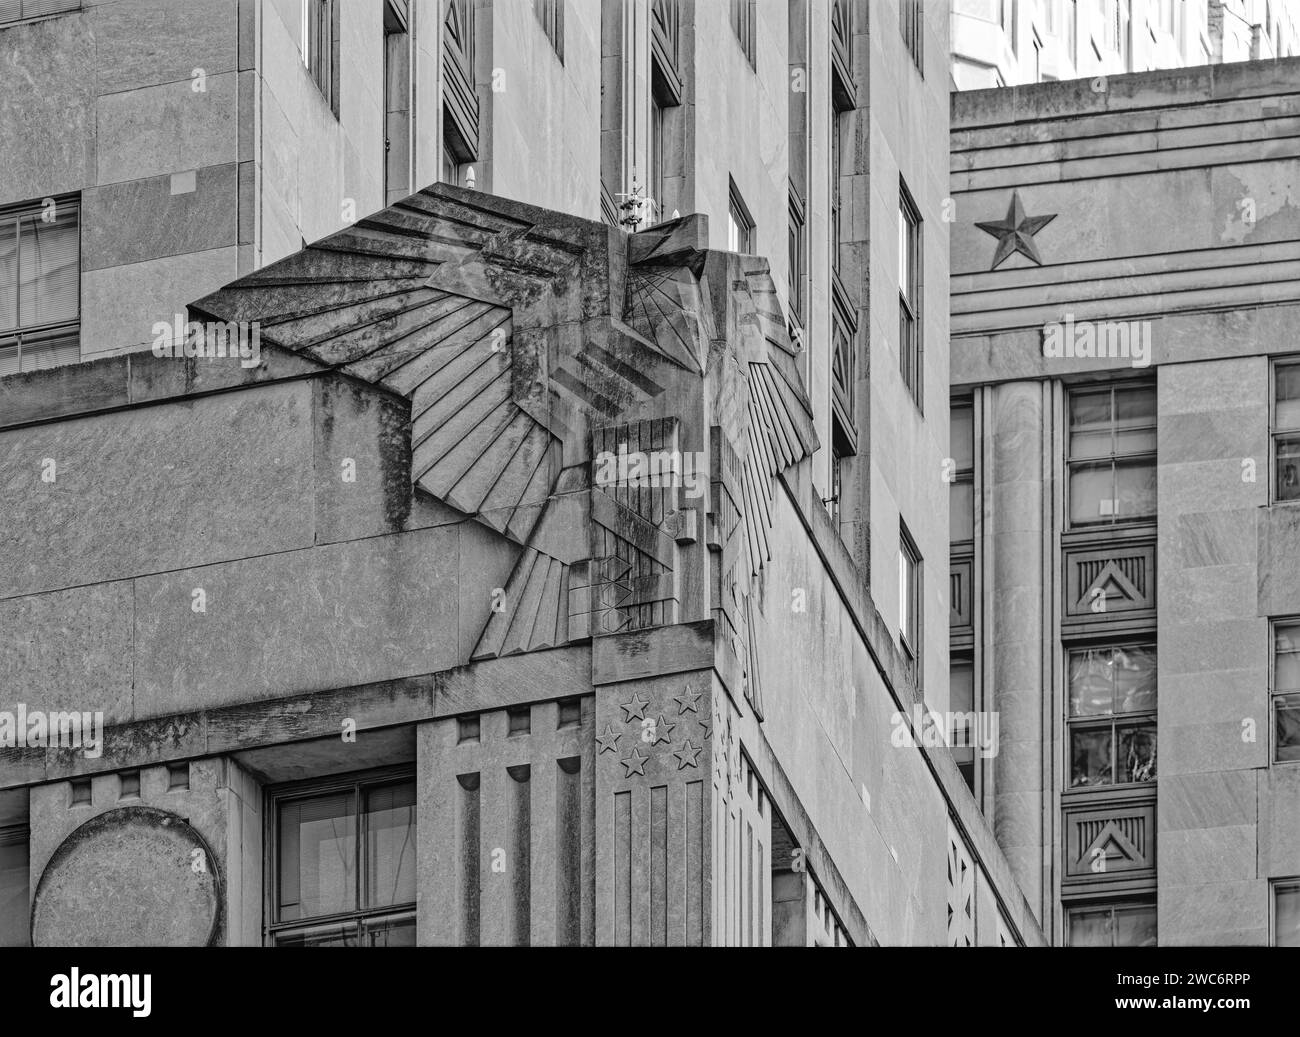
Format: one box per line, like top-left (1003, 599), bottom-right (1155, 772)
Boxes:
top-left (0, 0), bottom-right (1047, 947)
top-left (950, 56), bottom-right (1300, 945)
top-left (951, 0), bottom-right (1299, 90)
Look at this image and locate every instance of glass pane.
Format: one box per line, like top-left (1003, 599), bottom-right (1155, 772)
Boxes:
top-left (1069, 389), bottom-right (1111, 436)
top-left (1070, 727), bottom-right (1112, 787)
top-left (1114, 385), bottom-right (1155, 426)
top-left (1277, 434), bottom-right (1300, 501)
top-left (897, 207), bottom-right (907, 291)
top-left (274, 921), bottom-right (359, 948)
top-left (1277, 885), bottom-right (1300, 948)
top-left (19, 328), bottom-right (79, 374)
top-left (1114, 426), bottom-right (1156, 456)
top-left (1113, 457), bottom-right (1156, 520)
top-left (949, 480), bottom-right (974, 542)
top-left (0, 217), bottom-right (17, 331)
top-left (0, 828), bottom-right (29, 948)
top-left (950, 403), bottom-right (974, 470)
top-left (366, 916), bottom-right (417, 947)
top-left (1114, 903), bottom-right (1158, 947)
top-left (951, 658), bottom-right (974, 713)
top-left (1069, 462), bottom-right (1111, 525)
top-left (1274, 623), bottom-right (1300, 692)
top-left (1069, 648), bottom-right (1116, 716)
top-left (1113, 645), bottom-right (1157, 713)
top-left (1070, 430), bottom-right (1114, 461)
top-left (1277, 364), bottom-right (1300, 430)
top-left (0, 337), bottom-right (17, 379)
top-left (17, 209), bottom-right (79, 328)
top-left (278, 791), bottom-right (356, 921)
top-left (364, 782), bottom-right (416, 909)
top-left (1117, 723), bottom-right (1157, 783)
top-left (1069, 908), bottom-right (1112, 947)
top-left (1275, 694), bottom-right (1300, 764)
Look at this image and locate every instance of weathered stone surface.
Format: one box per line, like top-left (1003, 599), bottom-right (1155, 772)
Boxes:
top-left (131, 526), bottom-right (461, 717)
top-left (83, 163), bottom-right (238, 270)
top-left (0, 581), bottom-right (134, 726)
top-left (91, 0), bottom-right (237, 95)
top-left (96, 73), bottom-right (238, 185)
top-left (32, 806), bottom-right (221, 947)
top-left (0, 14), bottom-right (96, 203)
top-left (0, 380), bottom-right (314, 600)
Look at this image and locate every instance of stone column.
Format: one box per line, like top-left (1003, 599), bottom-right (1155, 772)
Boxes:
top-left (983, 380), bottom-right (1051, 925)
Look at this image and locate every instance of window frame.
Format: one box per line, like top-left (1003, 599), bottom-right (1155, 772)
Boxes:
top-left (730, 0), bottom-right (756, 69)
top-left (265, 765), bottom-right (417, 947)
top-left (531, 0), bottom-right (565, 62)
top-left (1270, 616), bottom-right (1300, 765)
top-left (1066, 897), bottom-right (1157, 947)
top-left (0, 194), bottom-right (81, 379)
top-left (1065, 642), bottom-right (1157, 791)
top-left (898, 522), bottom-right (922, 661)
top-left (1065, 381), bottom-right (1157, 530)
top-left (726, 178), bottom-right (755, 255)
top-left (301, 0), bottom-right (339, 116)
top-left (0, 0), bottom-right (80, 26)
top-left (900, 0), bottom-right (923, 73)
top-left (898, 180), bottom-right (923, 409)
top-left (1272, 877), bottom-right (1300, 947)
top-left (1270, 357), bottom-right (1300, 505)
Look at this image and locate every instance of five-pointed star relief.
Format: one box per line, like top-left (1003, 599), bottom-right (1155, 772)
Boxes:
top-left (674, 684), bottom-right (703, 715)
top-left (619, 692), bottom-right (650, 723)
top-left (596, 723), bottom-right (621, 755)
top-left (673, 739), bottom-right (703, 770)
top-left (650, 713), bottom-right (675, 745)
top-left (620, 746), bottom-right (650, 777)
top-left (974, 191), bottom-right (1057, 269)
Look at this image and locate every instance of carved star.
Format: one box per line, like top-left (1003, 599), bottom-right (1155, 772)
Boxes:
top-left (619, 692), bottom-right (650, 723)
top-left (596, 723), bottom-right (621, 755)
top-left (651, 713), bottom-right (675, 745)
top-left (975, 191), bottom-right (1057, 269)
top-left (673, 739), bottom-right (703, 770)
top-left (674, 684), bottom-right (703, 715)
top-left (620, 746), bottom-right (650, 777)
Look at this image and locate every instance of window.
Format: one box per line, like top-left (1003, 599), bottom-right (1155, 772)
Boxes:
top-left (650, 94), bottom-right (666, 225)
top-left (727, 179), bottom-right (754, 254)
top-left (1275, 880), bottom-right (1300, 947)
top-left (787, 188), bottom-right (805, 327)
top-left (1068, 900), bottom-right (1157, 946)
top-left (731, 0), bottom-right (756, 68)
top-left (831, 108), bottom-right (847, 273)
top-left (0, 820), bottom-right (28, 947)
top-left (0, 0), bottom-right (79, 23)
top-left (950, 402), bottom-right (974, 545)
top-left (829, 445), bottom-right (843, 519)
top-left (900, 0), bottom-right (923, 71)
top-left (301, 0), bottom-right (338, 113)
top-left (384, 0), bottom-right (411, 205)
top-left (0, 196), bottom-right (80, 379)
top-left (950, 654), bottom-right (975, 793)
top-left (898, 524), bottom-right (921, 658)
top-left (268, 771), bottom-right (416, 947)
top-left (1272, 361), bottom-right (1300, 502)
top-left (1067, 384), bottom-right (1156, 526)
top-left (1272, 619), bottom-right (1300, 763)
top-left (532, 0), bottom-right (564, 61)
top-left (898, 181), bottom-right (922, 406)
top-left (1067, 645), bottom-right (1157, 788)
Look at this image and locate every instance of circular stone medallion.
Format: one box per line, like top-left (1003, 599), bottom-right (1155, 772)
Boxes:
top-left (32, 806), bottom-right (221, 947)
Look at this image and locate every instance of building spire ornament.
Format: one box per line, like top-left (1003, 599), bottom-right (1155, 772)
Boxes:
top-left (975, 190), bottom-right (1057, 269)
